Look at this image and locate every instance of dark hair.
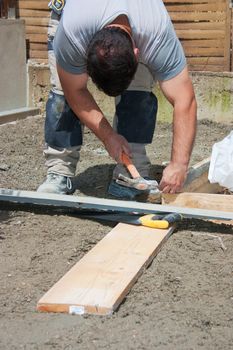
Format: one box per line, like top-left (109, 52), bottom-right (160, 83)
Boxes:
top-left (86, 27), bottom-right (138, 97)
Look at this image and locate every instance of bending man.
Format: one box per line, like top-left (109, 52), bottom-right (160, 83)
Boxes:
top-left (38, 0), bottom-right (197, 198)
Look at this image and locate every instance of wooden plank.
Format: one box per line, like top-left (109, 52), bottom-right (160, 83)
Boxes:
top-left (18, 1), bottom-right (48, 10)
top-left (182, 39), bottom-right (224, 48)
top-left (29, 42), bottom-right (47, 51)
top-left (183, 158), bottom-right (223, 193)
top-left (224, 2), bottom-right (232, 71)
top-left (26, 33), bottom-right (47, 43)
top-left (164, 0), bottom-right (225, 3)
top-left (174, 22), bottom-right (225, 30)
top-left (170, 12), bottom-right (226, 21)
top-left (184, 47), bottom-right (224, 57)
top-left (176, 30), bottom-right (225, 40)
top-left (29, 50), bottom-right (48, 59)
top-left (18, 9), bottom-right (50, 17)
top-left (37, 223), bottom-right (175, 315)
top-left (0, 188), bottom-right (233, 220)
top-left (187, 56), bottom-right (225, 65)
top-left (166, 3), bottom-right (226, 11)
top-left (162, 192), bottom-right (233, 212)
top-left (165, 0), bottom-right (225, 2)
top-left (21, 17), bottom-right (49, 26)
top-left (188, 64), bottom-right (226, 72)
top-left (231, 8), bottom-right (233, 72)
top-left (26, 25), bottom-right (47, 34)
top-left (184, 158), bottom-right (209, 190)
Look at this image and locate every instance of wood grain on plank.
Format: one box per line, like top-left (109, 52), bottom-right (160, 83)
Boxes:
top-left (37, 223), bottom-right (175, 315)
top-left (162, 192), bottom-right (233, 212)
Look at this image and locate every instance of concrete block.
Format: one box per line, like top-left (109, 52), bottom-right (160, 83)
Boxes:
top-left (0, 19), bottom-right (27, 112)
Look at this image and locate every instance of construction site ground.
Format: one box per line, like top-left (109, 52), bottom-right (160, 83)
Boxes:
top-left (0, 115), bottom-right (233, 350)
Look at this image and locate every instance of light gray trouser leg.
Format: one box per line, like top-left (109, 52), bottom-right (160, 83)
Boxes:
top-left (113, 64), bottom-right (155, 179)
top-left (43, 11), bottom-right (82, 177)
top-left (45, 145), bottom-right (81, 177)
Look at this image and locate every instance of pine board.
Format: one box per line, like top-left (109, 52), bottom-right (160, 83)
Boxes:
top-left (162, 192), bottom-right (233, 212)
top-left (37, 223), bottom-right (175, 315)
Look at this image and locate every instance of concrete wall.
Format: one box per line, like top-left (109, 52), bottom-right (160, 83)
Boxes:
top-left (0, 19), bottom-right (27, 112)
top-left (28, 62), bottom-right (233, 124)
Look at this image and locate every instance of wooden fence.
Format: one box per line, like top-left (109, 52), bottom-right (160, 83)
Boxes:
top-left (1, 0), bottom-right (233, 71)
top-left (164, 0), bottom-right (232, 72)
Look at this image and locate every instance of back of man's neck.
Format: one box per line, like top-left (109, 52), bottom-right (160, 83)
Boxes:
top-left (107, 15), bottom-right (132, 37)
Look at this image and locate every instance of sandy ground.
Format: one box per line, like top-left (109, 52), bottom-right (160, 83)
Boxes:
top-left (0, 115), bottom-right (233, 350)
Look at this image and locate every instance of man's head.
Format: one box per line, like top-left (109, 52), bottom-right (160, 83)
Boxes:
top-left (87, 27), bottom-right (138, 97)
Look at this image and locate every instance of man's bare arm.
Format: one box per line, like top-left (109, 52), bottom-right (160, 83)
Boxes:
top-left (56, 64), bottom-right (131, 162)
top-left (159, 66), bottom-right (197, 193)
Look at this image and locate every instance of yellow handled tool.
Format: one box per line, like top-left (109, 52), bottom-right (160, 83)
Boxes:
top-left (137, 213), bottom-right (183, 229)
top-left (77, 212), bottom-right (183, 229)
top-left (139, 214), bottom-right (170, 229)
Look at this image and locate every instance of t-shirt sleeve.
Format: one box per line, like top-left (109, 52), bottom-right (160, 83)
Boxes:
top-left (53, 19), bottom-right (87, 75)
top-left (149, 21), bottom-right (187, 82)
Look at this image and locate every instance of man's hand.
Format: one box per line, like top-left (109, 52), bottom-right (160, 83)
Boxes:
top-left (159, 66), bottom-right (197, 194)
top-left (103, 132), bottom-right (132, 163)
top-left (159, 162), bottom-right (188, 193)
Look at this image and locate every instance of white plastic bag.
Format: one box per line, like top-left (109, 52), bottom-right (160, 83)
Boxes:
top-left (208, 131), bottom-right (233, 191)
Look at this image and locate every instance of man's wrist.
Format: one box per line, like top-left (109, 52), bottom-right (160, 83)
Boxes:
top-left (170, 160), bottom-right (189, 171)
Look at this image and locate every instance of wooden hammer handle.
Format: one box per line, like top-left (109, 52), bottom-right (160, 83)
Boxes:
top-left (121, 152), bottom-right (141, 179)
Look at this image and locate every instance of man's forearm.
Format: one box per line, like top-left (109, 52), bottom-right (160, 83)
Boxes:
top-left (65, 87), bottom-right (115, 143)
top-left (171, 95), bottom-right (197, 168)
top-left (61, 86), bottom-right (131, 162)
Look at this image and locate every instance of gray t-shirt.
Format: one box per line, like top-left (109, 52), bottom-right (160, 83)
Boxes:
top-left (53, 0), bottom-right (186, 81)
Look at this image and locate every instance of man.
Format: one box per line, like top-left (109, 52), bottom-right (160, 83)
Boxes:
top-left (38, 0), bottom-right (197, 198)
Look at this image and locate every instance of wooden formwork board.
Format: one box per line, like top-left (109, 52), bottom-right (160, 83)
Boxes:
top-left (182, 158), bottom-right (223, 193)
top-left (163, 192), bottom-right (233, 212)
top-left (37, 223), bottom-right (175, 315)
top-left (163, 157), bottom-right (233, 225)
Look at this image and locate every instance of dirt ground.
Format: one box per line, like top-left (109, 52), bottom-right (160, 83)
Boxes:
top-left (0, 115), bottom-right (233, 350)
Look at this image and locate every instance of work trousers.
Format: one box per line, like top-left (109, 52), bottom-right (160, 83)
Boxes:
top-left (44, 11), bottom-right (158, 178)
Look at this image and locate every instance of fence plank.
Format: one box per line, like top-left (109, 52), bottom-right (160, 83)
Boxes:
top-left (166, 3), bottom-right (226, 11)
top-left (188, 57), bottom-right (225, 65)
top-left (30, 43), bottom-right (48, 51)
top-left (29, 50), bottom-right (48, 59)
top-left (174, 22), bottom-right (225, 30)
top-left (21, 16), bottom-right (49, 26)
top-left (26, 33), bottom-right (47, 43)
top-left (26, 25), bottom-right (47, 34)
top-left (189, 65), bottom-right (225, 72)
top-left (18, 9), bottom-right (49, 17)
top-left (185, 47), bottom-right (224, 57)
top-left (18, 1), bottom-right (48, 10)
top-left (181, 39), bottom-right (224, 48)
top-left (224, 2), bottom-right (232, 71)
top-left (164, 0), bottom-right (226, 3)
top-left (232, 9), bottom-right (233, 71)
top-left (170, 11), bottom-right (226, 21)
top-left (176, 29), bottom-right (225, 40)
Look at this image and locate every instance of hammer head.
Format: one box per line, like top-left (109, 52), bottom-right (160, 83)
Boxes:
top-left (116, 174), bottom-right (160, 192)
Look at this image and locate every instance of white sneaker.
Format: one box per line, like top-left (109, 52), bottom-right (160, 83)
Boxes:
top-left (37, 173), bottom-right (75, 194)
